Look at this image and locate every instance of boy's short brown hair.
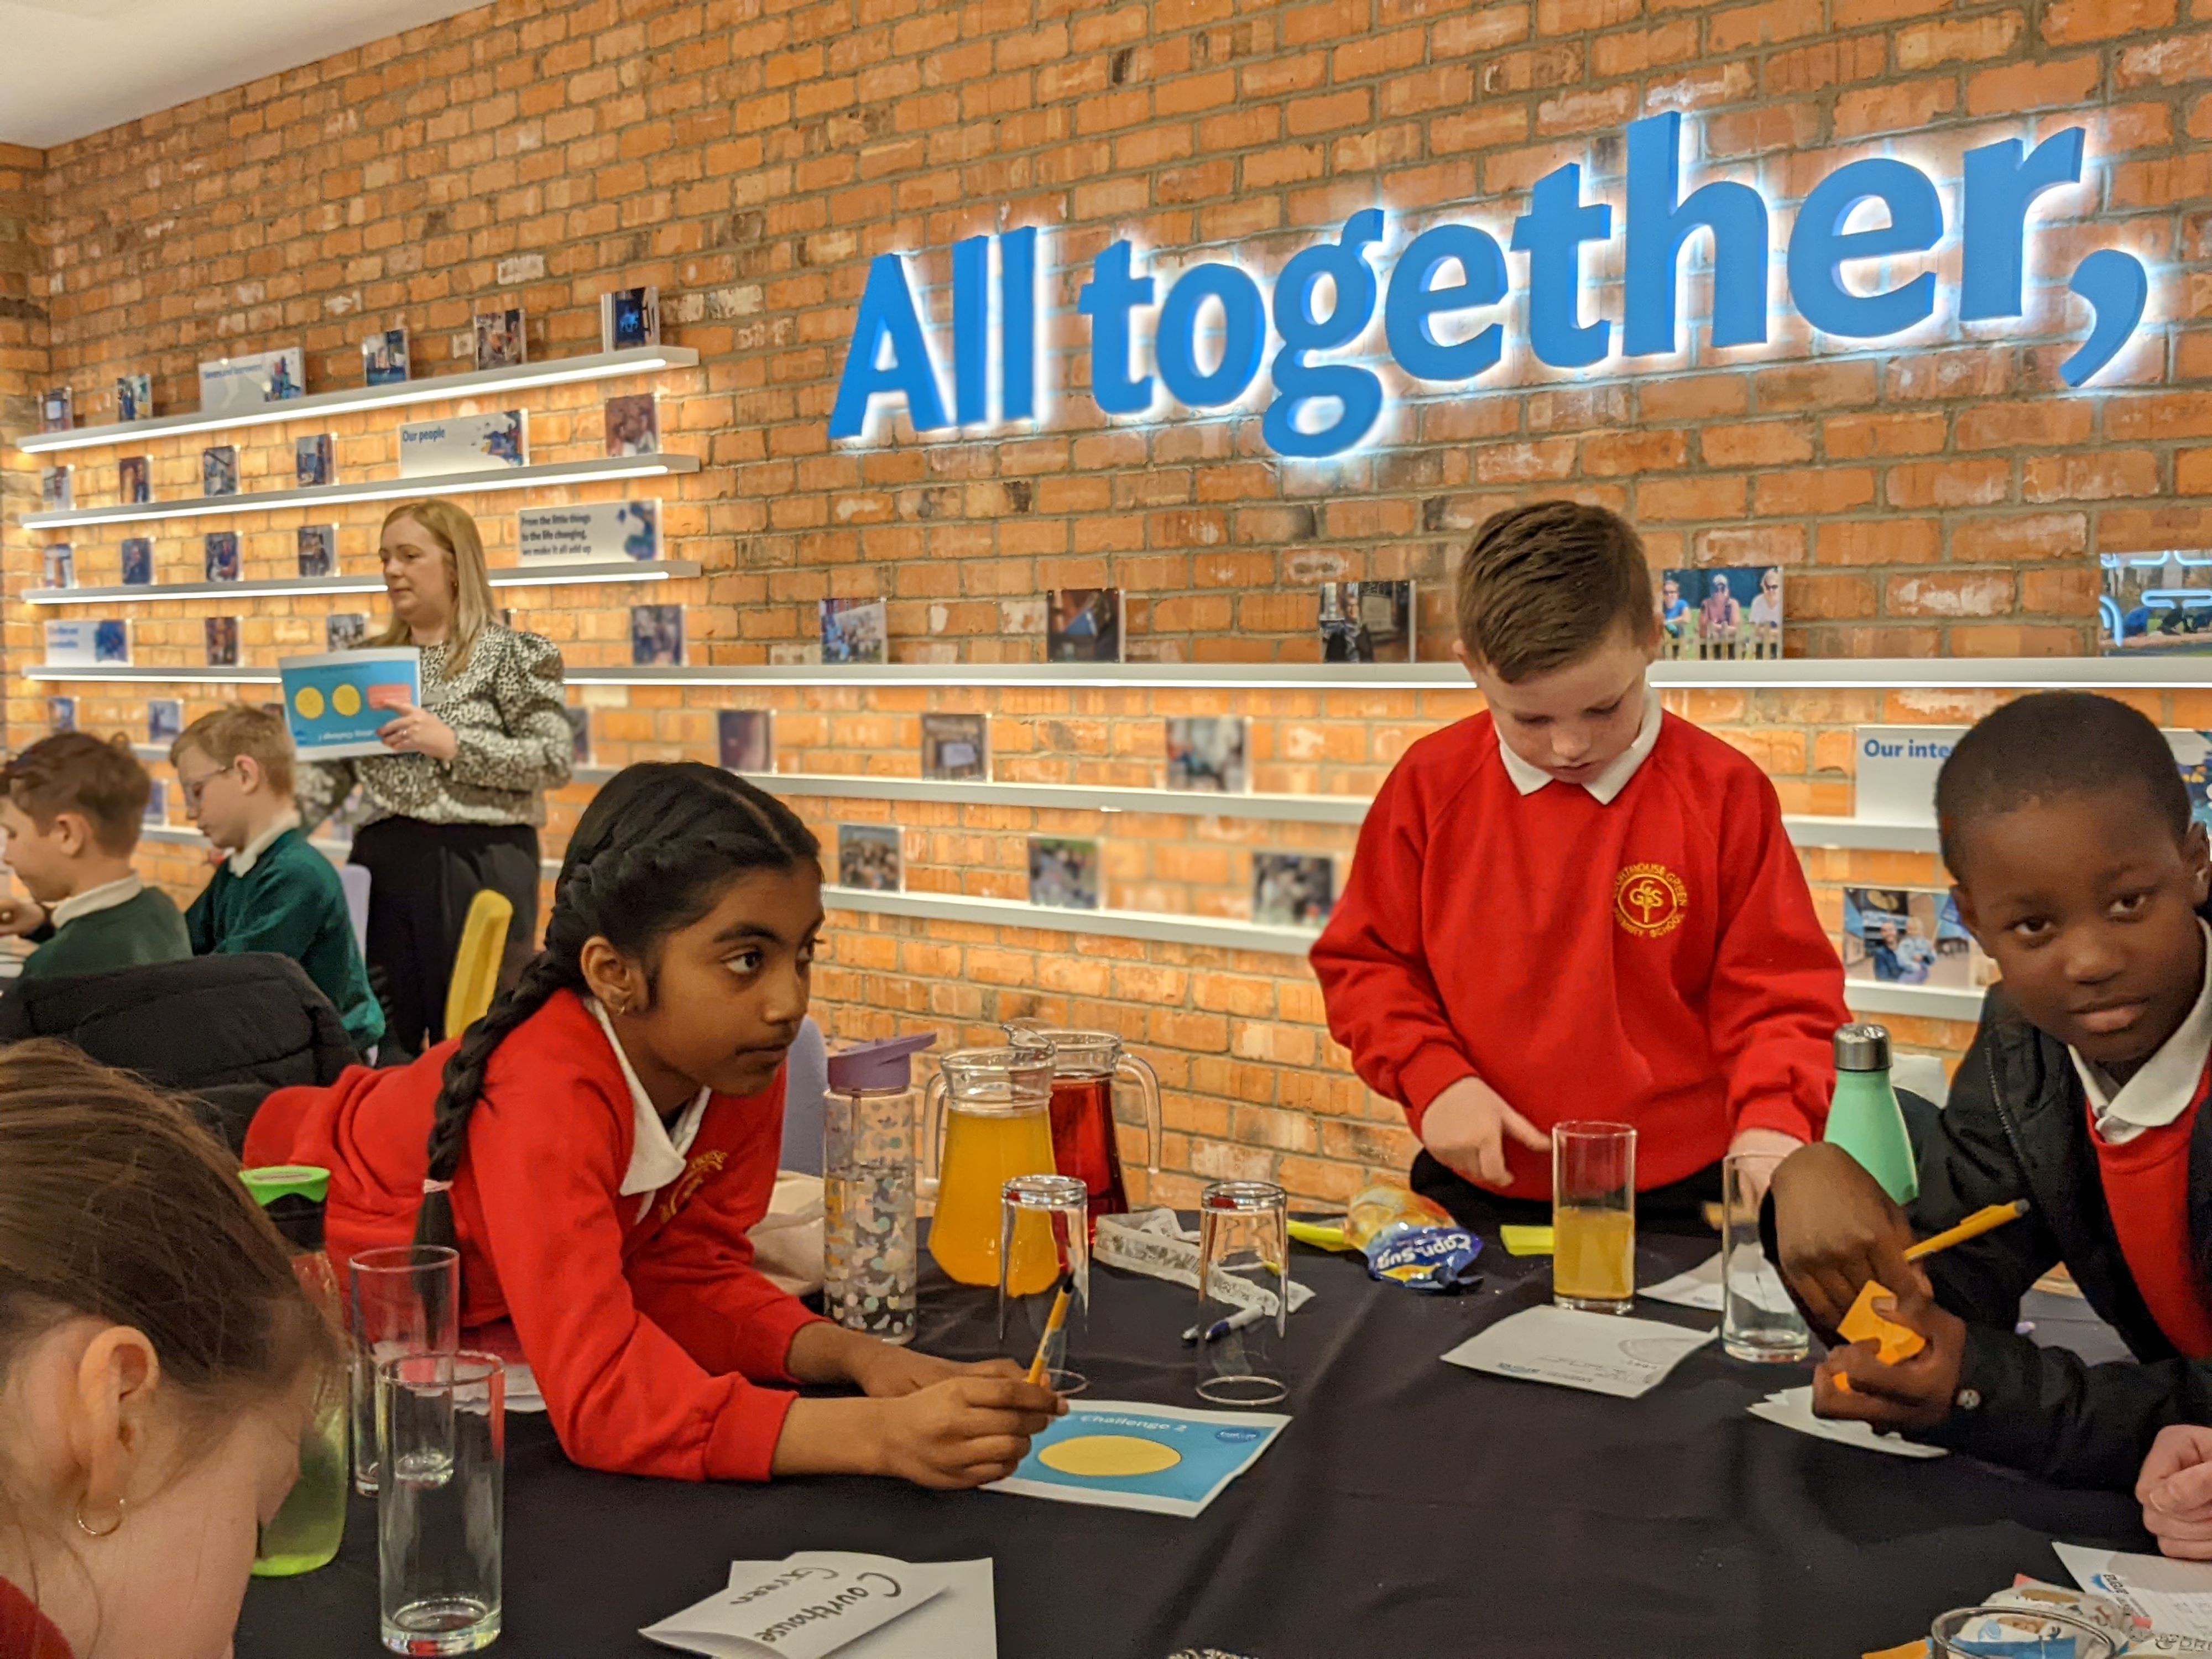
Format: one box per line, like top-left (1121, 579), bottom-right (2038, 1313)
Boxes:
top-left (1455, 500), bottom-right (1658, 682)
top-left (170, 705), bottom-right (296, 797)
top-left (0, 733), bottom-right (150, 854)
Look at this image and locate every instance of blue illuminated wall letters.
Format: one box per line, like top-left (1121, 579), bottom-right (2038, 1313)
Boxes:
top-left (829, 117), bottom-right (2151, 455)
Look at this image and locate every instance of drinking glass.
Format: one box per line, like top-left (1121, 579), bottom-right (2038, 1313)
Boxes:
top-left (998, 1173), bottom-right (1090, 1395)
top-left (1194, 1180), bottom-right (1290, 1407)
top-left (349, 1245), bottom-right (460, 1494)
top-left (377, 1352), bottom-right (504, 1656)
top-left (1721, 1150), bottom-right (1811, 1363)
top-left (1553, 1121), bottom-right (1636, 1314)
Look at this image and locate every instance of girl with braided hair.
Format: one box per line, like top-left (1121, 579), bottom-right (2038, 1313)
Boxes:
top-left (247, 763), bottom-right (1061, 1488)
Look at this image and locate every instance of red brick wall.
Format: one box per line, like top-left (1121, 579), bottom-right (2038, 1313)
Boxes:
top-left (0, 140), bottom-right (46, 759)
top-left (14, 1), bottom-right (2211, 1201)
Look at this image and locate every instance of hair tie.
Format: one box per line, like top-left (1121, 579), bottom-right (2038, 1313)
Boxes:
top-left (421, 1178), bottom-right (454, 1196)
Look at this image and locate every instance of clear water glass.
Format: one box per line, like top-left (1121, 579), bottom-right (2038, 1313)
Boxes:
top-left (378, 1351), bottom-right (503, 1656)
top-left (348, 1245), bottom-right (460, 1495)
top-left (1721, 1150), bottom-right (1811, 1364)
top-left (998, 1173), bottom-right (1090, 1395)
top-left (1195, 1180), bottom-right (1291, 1407)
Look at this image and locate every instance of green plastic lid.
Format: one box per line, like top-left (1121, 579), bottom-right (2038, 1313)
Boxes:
top-left (239, 1165), bottom-right (331, 1207)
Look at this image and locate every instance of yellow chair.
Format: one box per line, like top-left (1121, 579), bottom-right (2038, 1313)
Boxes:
top-left (442, 888), bottom-right (515, 1039)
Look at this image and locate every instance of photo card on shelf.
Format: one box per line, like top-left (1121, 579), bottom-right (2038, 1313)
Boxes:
top-left (297, 525), bottom-right (336, 578)
top-left (1046, 588), bottom-right (1123, 664)
top-left (326, 614), bottom-right (368, 651)
top-left (120, 538), bottom-right (154, 586)
top-left (717, 709), bottom-right (773, 773)
top-left (1253, 852), bottom-right (1336, 928)
top-left (45, 620), bottom-right (127, 667)
top-left (1317, 581), bottom-right (1415, 663)
top-left (40, 467), bottom-right (71, 511)
top-left (197, 347), bottom-right (302, 414)
top-left (821, 597), bottom-right (888, 665)
top-left (564, 706), bottom-right (591, 766)
top-left (1029, 836), bottom-right (1102, 911)
top-left (473, 307), bottom-right (526, 371)
top-left (204, 533), bottom-right (241, 583)
top-left (600, 286), bottom-right (660, 351)
top-left (920, 713), bottom-right (988, 781)
top-left (603, 393), bottom-right (659, 456)
top-left (205, 617), bottom-right (240, 667)
top-left (201, 446), bottom-right (239, 498)
top-left (95, 620), bottom-right (128, 664)
top-left (630, 604), bottom-right (684, 666)
top-left (2101, 553), bottom-right (2212, 654)
top-left (362, 328), bottom-right (410, 386)
top-left (47, 697), bottom-right (75, 734)
top-left (518, 500), bottom-right (660, 563)
top-left (117, 456), bottom-right (150, 504)
top-left (41, 545), bottom-right (73, 591)
top-left (39, 387), bottom-right (72, 432)
top-left (1840, 887), bottom-right (1995, 991)
top-left (143, 781), bottom-right (169, 826)
top-left (836, 824), bottom-right (904, 893)
top-left (295, 435), bottom-right (335, 487)
top-left (148, 699), bottom-right (184, 745)
top-left (1165, 716), bottom-right (1249, 793)
top-left (1661, 566), bottom-right (1783, 661)
top-left (114, 374), bottom-right (152, 422)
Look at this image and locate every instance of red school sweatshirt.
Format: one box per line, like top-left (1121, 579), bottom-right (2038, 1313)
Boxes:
top-left (1310, 709), bottom-right (1848, 1199)
top-left (245, 988), bottom-right (824, 1483)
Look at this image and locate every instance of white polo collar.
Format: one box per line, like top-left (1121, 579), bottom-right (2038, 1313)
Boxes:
top-left (2074, 921), bottom-right (2212, 1146)
top-left (587, 998), bottom-right (711, 1216)
top-left (1496, 687), bottom-right (1663, 805)
top-left (228, 811), bottom-right (301, 878)
top-left (49, 874), bottom-right (144, 931)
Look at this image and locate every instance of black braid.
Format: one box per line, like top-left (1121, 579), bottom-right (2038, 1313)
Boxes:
top-left (411, 762), bottom-right (819, 1256)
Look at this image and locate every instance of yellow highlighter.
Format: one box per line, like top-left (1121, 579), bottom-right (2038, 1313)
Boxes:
top-left (1834, 1201), bottom-right (2031, 1388)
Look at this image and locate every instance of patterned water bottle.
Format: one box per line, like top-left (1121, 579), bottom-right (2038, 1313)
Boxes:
top-left (823, 1034), bottom-right (936, 1345)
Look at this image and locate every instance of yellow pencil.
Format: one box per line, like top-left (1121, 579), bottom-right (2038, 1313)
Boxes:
top-left (1903, 1199), bottom-right (2032, 1262)
top-left (1025, 1272), bottom-right (1076, 1387)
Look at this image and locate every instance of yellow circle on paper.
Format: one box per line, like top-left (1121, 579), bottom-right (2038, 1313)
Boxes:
top-left (1038, 1435), bottom-right (1181, 1479)
top-left (331, 684), bottom-right (363, 718)
top-left (293, 686), bottom-right (325, 721)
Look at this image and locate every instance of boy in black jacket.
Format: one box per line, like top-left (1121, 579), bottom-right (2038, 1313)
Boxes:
top-left (1771, 692), bottom-right (2212, 1501)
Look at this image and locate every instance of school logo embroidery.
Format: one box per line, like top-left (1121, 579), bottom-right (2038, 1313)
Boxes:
top-left (659, 1149), bottom-right (728, 1223)
top-left (1615, 863), bottom-right (1688, 939)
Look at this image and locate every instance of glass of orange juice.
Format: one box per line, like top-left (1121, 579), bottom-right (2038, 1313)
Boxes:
top-left (1552, 1121), bottom-right (1636, 1314)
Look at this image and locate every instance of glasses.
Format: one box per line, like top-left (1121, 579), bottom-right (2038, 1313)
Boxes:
top-left (1194, 1181), bottom-right (1291, 1407)
top-left (377, 1351), bottom-right (504, 1656)
top-left (348, 1245), bottom-right (460, 1495)
top-left (1720, 1151), bottom-right (1810, 1364)
top-left (176, 761), bottom-right (236, 808)
top-left (1553, 1122), bottom-right (1637, 1315)
top-left (999, 1174), bottom-right (1089, 1395)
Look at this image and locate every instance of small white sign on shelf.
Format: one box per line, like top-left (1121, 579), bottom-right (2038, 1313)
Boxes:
top-left (197, 347), bottom-right (304, 415)
top-left (1853, 726), bottom-right (1964, 825)
top-left (397, 410), bottom-right (528, 478)
top-left (45, 619), bottom-right (128, 668)
top-left (518, 500), bottom-right (661, 562)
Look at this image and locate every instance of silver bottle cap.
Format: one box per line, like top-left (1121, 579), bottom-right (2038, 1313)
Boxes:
top-left (1835, 1023), bottom-right (1892, 1072)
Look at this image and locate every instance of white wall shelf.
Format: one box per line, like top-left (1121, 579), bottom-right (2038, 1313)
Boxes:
top-left (736, 771), bottom-right (1370, 825)
top-left (25, 559), bottom-right (702, 606)
top-left (554, 657), bottom-right (2212, 692)
top-left (1784, 815), bottom-right (1942, 854)
top-left (25, 453), bottom-right (701, 530)
top-left (17, 347), bottom-right (701, 456)
top-left (822, 884), bottom-right (1327, 956)
top-left (30, 665), bottom-right (279, 683)
top-left (1840, 980), bottom-right (1988, 1023)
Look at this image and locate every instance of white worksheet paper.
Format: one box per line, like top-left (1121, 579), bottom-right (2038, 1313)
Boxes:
top-left (1640, 1251), bottom-right (1796, 1314)
top-left (1746, 1387), bottom-right (1948, 1459)
top-left (641, 1553), bottom-right (983, 1659)
top-left (2057, 1542), bottom-right (2212, 1651)
top-left (1441, 1306), bottom-right (1713, 1399)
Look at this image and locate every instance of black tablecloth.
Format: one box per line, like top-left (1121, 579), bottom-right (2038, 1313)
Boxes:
top-left (238, 1230), bottom-right (2150, 1658)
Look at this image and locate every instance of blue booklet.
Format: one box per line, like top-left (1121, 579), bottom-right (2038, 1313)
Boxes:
top-left (985, 1400), bottom-right (1287, 1518)
top-left (279, 646), bottom-right (419, 760)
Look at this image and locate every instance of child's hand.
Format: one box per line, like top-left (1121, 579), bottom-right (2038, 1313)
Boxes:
top-left (1809, 1288), bottom-right (1967, 1433)
top-left (1769, 1141), bottom-right (1926, 1331)
top-left (2138, 1425), bottom-right (2212, 1558)
top-left (1725, 1125), bottom-right (1804, 1204)
top-left (846, 1342), bottom-right (1023, 1400)
top-left (869, 1376), bottom-right (1066, 1490)
top-left (1420, 1076), bottom-right (1550, 1190)
top-left (0, 896), bottom-right (48, 937)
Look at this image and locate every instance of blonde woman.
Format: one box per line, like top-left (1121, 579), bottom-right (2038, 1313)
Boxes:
top-left (298, 500), bottom-right (571, 1058)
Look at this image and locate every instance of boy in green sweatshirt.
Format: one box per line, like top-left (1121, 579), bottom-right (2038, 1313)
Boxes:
top-left (0, 732), bottom-right (190, 979)
top-left (170, 706), bottom-right (384, 1056)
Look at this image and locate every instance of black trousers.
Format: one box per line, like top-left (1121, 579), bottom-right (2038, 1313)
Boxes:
top-left (349, 817), bottom-right (540, 1059)
top-left (1411, 1150), bottom-right (1726, 1238)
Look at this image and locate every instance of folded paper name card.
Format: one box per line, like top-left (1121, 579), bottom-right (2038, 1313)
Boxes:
top-left (642, 1553), bottom-right (958, 1659)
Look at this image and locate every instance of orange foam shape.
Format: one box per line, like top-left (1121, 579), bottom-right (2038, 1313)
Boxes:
top-left (1832, 1280), bottom-right (1924, 1392)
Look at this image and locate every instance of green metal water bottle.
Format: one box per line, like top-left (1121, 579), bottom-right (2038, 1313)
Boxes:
top-left (1823, 1024), bottom-right (1920, 1205)
top-left (241, 1165), bottom-right (349, 1577)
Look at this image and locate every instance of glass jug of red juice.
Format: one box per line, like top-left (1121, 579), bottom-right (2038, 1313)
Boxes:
top-left (1003, 1025), bottom-right (1161, 1224)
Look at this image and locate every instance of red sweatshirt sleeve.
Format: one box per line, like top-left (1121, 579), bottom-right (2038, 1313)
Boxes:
top-left (462, 1077), bottom-right (805, 1484)
top-left (1309, 755), bottom-right (1479, 1135)
top-left (1704, 761), bottom-right (1849, 1144)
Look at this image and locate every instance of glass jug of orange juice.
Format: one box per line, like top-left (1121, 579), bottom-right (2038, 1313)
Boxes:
top-left (923, 1047), bottom-right (1060, 1290)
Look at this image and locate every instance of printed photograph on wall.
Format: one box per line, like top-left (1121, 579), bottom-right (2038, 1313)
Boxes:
top-left (47, 697), bottom-right (75, 734)
top-left (114, 375), bottom-right (151, 421)
top-left (821, 597), bottom-right (888, 665)
top-left (473, 306), bottom-right (526, 369)
top-left (120, 538), bottom-right (154, 586)
top-left (204, 532), bottom-right (240, 583)
top-left (201, 446), bottom-right (239, 498)
top-left (361, 328), bottom-right (410, 386)
top-left (920, 713), bottom-right (988, 781)
top-left (630, 604), bottom-right (685, 666)
top-left (603, 393), bottom-right (659, 456)
top-left (148, 699), bottom-right (184, 745)
top-left (204, 616), bottom-right (239, 667)
top-left (40, 466), bottom-right (71, 510)
top-left (1317, 581), bottom-right (1415, 663)
top-left (564, 705), bottom-right (591, 766)
top-left (1840, 887), bottom-right (1995, 990)
top-left (40, 386), bottom-right (72, 432)
top-left (1165, 716), bottom-right (1249, 792)
top-left (1252, 853), bottom-right (1335, 929)
top-left (296, 434), bottom-right (335, 487)
top-left (326, 613), bottom-right (368, 651)
top-left (2101, 552), bottom-right (2212, 653)
top-left (601, 285), bottom-right (660, 350)
top-left (297, 525), bottom-right (336, 577)
top-left (717, 709), bottom-right (773, 773)
top-left (1046, 588), bottom-right (1122, 663)
top-left (836, 824), bottom-right (903, 892)
top-left (1029, 836), bottom-right (1102, 911)
top-left (143, 780), bottom-right (169, 825)
top-left (41, 545), bottom-right (73, 590)
top-left (1661, 566), bottom-right (1782, 661)
top-left (117, 456), bottom-right (150, 504)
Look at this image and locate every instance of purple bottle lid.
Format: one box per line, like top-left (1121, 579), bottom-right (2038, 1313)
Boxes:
top-left (826, 1032), bottom-right (937, 1093)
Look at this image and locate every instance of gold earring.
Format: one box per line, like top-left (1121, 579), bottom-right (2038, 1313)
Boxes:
top-left (74, 1496), bottom-right (125, 1538)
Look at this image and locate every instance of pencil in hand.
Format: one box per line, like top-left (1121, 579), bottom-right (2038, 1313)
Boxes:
top-left (1026, 1271), bottom-right (1077, 1387)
